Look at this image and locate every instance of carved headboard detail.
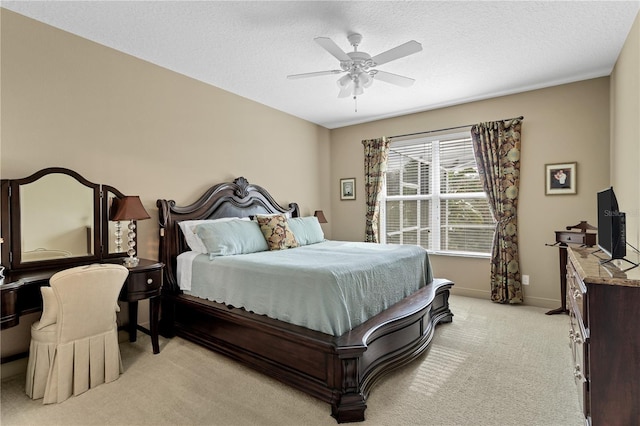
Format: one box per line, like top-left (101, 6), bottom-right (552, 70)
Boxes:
top-left (156, 177), bottom-right (299, 293)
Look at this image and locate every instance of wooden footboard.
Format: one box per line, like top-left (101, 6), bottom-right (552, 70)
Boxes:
top-left (166, 278), bottom-right (453, 423)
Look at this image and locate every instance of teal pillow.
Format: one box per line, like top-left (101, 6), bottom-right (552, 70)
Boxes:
top-left (195, 219), bottom-right (268, 258)
top-left (287, 216), bottom-right (325, 246)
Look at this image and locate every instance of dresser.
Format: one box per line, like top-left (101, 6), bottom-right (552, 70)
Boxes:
top-left (566, 247), bottom-right (640, 425)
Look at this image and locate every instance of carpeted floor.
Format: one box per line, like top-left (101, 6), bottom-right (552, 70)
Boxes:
top-left (1, 295), bottom-right (584, 425)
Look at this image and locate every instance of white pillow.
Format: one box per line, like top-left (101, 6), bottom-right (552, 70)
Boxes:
top-left (178, 217), bottom-right (248, 253)
top-left (34, 286), bottom-right (58, 330)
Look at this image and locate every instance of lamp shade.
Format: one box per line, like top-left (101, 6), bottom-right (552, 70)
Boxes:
top-left (110, 196), bottom-right (150, 221)
top-left (314, 210), bottom-right (328, 224)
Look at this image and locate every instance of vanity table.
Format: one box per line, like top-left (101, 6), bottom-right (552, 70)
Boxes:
top-left (0, 168), bottom-right (159, 353)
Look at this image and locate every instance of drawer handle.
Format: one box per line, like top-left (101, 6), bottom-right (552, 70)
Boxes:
top-left (147, 278), bottom-right (153, 285)
top-left (574, 365), bottom-right (582, 380)
top-left (574, 332), bottom-right (582, 345)
top-left (573, 289), bottom-right (582, 300)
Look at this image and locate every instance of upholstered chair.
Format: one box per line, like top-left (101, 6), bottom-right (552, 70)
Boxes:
top-left (25, 263), bottom-right (129, 403)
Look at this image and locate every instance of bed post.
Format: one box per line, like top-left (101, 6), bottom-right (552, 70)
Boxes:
top-left (331, 350), bottom-right (368, 423)
top-left (157, 198), bottom-right (177, 337)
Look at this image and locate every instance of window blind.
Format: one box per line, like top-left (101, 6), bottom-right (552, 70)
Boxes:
top-left (383, 133), bottom-right (495, 255)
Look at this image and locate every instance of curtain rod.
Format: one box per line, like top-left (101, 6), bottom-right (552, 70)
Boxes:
top-left (388, 116), bottom-right (524, 140)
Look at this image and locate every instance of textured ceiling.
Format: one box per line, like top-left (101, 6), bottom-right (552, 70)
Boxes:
top-left (3, 1), bottom-right (639, 129)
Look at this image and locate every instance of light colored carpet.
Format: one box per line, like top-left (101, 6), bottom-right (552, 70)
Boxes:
top-left (1, 295), bottom-right (583, 425)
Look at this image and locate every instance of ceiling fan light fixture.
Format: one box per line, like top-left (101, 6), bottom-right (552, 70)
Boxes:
top-left (359, 72), bottom-right (372, 88)
top-left (337, 73), bottom-right (352, 88)
top-left (354, 82), bottom-right (364, 96)
top-left (289, 33), bottom-right (422, 104)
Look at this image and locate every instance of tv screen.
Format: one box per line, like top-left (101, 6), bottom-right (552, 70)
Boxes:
top-left (597, 187), bottom-right (626, 259)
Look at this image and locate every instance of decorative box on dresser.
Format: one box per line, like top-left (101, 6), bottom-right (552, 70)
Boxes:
top-left (566, 247), bottom-right (640, 426)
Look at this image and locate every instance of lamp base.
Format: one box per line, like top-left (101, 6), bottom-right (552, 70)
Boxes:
top-left (123, 256), bottom-right (140, 268)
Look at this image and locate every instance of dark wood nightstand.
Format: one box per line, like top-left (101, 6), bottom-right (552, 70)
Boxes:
top-left (118, 258), bottom-right (164, 354)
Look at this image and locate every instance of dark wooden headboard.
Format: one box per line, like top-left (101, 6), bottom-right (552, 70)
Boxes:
top-left (156, 177), bottom-right (300, 293)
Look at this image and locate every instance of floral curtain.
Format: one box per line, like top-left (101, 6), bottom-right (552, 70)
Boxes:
top-left (471, 119), bottom-right (523, 304)
top-left (362, 137), bottom-right (390, 243)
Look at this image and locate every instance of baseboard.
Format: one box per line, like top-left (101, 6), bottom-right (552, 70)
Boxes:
top-left (521, 296), bottom-right (563, 310)
top-left (450, 287), bottom-right (490, 299)
top-left (451, 287), bottom-right (561, 310)
top-left (1, 357), bottom-right (28, 380)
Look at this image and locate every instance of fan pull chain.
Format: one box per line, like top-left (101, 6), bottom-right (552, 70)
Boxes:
top-left (353, 96), bottom-right (358, 112)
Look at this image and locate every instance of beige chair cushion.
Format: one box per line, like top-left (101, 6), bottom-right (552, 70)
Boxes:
top-left (33, 287), bottom-right (58, 330)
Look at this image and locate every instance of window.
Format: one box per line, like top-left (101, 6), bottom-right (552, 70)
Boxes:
top-left (381, 131), bottom-right (495, 256)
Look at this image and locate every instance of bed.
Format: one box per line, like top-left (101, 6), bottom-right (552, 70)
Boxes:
top-left (157, 177), bottom-right (453, 423)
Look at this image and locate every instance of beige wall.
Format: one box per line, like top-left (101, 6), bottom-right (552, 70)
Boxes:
top-left (610, 12), bottom-right (640, 251)
top-left (329, 78), bottom-right (611, 308)
top-left (0, 10), bottom-right (331, 359)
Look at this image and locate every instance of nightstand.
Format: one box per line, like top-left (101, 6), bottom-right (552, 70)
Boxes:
top-left (118, 258), bottom-right (164, 354)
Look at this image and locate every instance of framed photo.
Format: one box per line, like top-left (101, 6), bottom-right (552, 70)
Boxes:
top-left (545, 162), bottom-right (577, 195)
top-left (340, 178), bottom-right (356, 200)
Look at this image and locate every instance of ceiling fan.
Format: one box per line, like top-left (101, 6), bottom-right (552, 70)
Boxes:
top-left (287, 33), bottom-right (422, 99)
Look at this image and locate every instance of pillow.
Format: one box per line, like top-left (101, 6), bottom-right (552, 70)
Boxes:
top-left (287, 216), bottom-right (325, 246)
top-left (34, 286), bottom-right (58, 330)
top-left (195, 219), bottom-right (268, 257)
top-left (255, 214), bottom-right (299, 251)
top-left (178, 217), bottom-right (248, 253)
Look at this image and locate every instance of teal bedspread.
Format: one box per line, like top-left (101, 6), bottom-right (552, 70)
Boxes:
top-left (183, 240), bottom-right (432, 336)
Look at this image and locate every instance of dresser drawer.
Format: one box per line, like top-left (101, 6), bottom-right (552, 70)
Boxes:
top-left (122, 268), bottom-right (162, 301)
top-left (555, 231), bottom-right (596, 246)
top-left (566, 266), bottom-right (586, 328)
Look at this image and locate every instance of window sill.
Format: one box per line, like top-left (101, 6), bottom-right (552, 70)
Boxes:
top-left (427, 250), bottom-right (491, 259)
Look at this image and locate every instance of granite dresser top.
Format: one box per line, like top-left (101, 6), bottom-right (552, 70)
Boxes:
top-left (569, 247), bottom-right (640, 287)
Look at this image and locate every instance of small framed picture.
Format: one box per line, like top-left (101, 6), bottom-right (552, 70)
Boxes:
top-left (545, 162), bottom-right (577, 195)
top-left (340, 178), bottom-right (356, 200)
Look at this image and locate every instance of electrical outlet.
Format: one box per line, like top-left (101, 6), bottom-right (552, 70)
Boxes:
top-left (522, 275), bottom-right (530, 285)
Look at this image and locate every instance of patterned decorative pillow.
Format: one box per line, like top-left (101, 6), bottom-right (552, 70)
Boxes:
top-left (256, 214), bottom-right (299, 251)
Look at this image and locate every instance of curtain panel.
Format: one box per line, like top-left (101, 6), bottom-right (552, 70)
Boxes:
top-left (362, 137), bottom-right (390, 243)
top-left (471, 119), bottom-right (523, 304)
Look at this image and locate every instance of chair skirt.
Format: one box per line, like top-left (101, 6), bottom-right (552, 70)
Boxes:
top-left (26, 327), bottom-right (123, 404)
top-left (34, 327), bottom-right (123, 404)
top-left (25, 332), bottom-right (56, 400)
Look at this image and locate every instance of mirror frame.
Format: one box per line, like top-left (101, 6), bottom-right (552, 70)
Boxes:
top-left (0, 167), bottom-right (133, 272)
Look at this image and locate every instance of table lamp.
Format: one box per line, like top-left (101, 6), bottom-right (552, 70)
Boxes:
top-left (110, 196), bottom-right (150, 267)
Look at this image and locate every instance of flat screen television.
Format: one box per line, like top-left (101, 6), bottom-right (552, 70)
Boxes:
top-left (597, 187), bottom-right (626, 259)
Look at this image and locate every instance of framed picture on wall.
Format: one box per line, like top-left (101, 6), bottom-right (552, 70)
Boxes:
top-left (545, 162), bottom-right (577, 195)
top-left (340, 178), bottom-right (356, 200)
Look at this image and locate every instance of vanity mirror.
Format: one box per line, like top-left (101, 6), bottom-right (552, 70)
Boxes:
top-left (1, 167), bottom-right (133, 272)
top-left (0, 168), bottom-right (143, 331)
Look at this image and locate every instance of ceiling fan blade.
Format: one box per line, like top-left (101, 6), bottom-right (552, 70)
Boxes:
top-left (372, 70), bottom-right (415, 87)
top-left (287, 70), bottom-right (343, 79)
top-left (371, 40), bottom-right (422, 66)
top-left (315, 37), bottom-right (351, 62)
top-left (338, 80), bottom-right (354, 98)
